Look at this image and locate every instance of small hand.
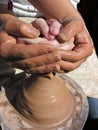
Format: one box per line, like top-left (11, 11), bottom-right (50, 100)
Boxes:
top-left (32, 18), bottom-right (62, 40)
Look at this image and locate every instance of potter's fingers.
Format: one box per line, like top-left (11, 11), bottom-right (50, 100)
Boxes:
top-left (8, 52), bottom-right (61, 69)
top-left (16, 37), bottom-right (43, 44)
top-left (0, 36), bottom-right (54, 59)
top-left (74, 29), bottom-right (93, 57)
top-left (47, 19), bottom-right (62, 35)
top-left (17, 37), bottom-right (60, 47)
top-left (26, 63), bottom-right (61, 74)
top-left (56, 42), bottom-right (93, 62)
top-left (32, 18), bottom-right (54, 40)
top-left (57, 37), bottom-right (75, 50)
top-left (5, 20), bottom-right (40, 38)
top-left (57, 19), bottom-right (83, 42)
top-left (58, 59), bottom-right (85, 72)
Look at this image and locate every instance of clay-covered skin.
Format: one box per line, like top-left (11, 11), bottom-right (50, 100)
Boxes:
top-left (21, 74), bottom-right (75, 125)
top-left (18, 37), bottom-right (75, 50)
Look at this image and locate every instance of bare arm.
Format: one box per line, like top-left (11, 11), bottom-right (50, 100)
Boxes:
top-left (28, 0), bottom-right (80, 23)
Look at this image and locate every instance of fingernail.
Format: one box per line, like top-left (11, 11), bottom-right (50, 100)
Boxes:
top-left (24, 25), bottom-right (40, 37)
top-left (57, 34), bottom-right (67, 43)
top-left (30, 29), bottom-right (40, 37)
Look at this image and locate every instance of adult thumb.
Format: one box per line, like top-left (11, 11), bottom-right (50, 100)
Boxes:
top-left (5, 20), bottom-right (40, 38)
top-left (57, 19), bottom-right (83, 42)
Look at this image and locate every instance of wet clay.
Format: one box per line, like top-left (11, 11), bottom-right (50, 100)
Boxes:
top-left (15, 74), bottom-right (75, 125)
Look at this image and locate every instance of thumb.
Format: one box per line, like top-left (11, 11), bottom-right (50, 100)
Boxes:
top-left (5, 20), bottom-right (40, 38)
top-left (57, 19), bottom-right (83, 42)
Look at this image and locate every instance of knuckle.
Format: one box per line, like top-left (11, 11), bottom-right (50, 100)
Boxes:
top-left (52, 52), bottom-right (61, 61)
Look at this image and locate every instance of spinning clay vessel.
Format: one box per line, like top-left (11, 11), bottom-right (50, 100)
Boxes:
top-left (13, 73), bottom-right (89, 130)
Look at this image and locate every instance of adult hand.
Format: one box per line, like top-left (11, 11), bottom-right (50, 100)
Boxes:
top-left (1, 17), bottom-right (40, 38)
top-left (0, 31), bottom-right (62, 73)
top-left (17, 36), bottom-right (75, 74)
top-left (56, 17), bottom-right (93, 71)
top-left (0, 17), bottom-right (62, 74)
top-left (32, 17), bottom-right (93, 72)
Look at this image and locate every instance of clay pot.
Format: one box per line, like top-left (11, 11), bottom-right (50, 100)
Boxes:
top-left (14, 73), bottom-right (88, 130)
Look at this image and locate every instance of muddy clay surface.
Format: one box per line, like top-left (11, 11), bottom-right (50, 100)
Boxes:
top-left (17, 74), bottom-right (76, 125)
top-left (0, 73), bottom-right (88, 130)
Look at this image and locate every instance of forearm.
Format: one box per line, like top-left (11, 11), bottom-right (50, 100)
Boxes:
top-left (28, 0), bottom-right (81, 23)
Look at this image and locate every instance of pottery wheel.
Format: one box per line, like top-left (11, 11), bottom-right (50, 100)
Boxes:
top-left (0, 72), bottom-right (89, 130)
